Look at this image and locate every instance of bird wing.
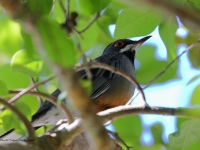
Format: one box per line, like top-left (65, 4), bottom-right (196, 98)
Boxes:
top-left (79, 52), bottom-right (121, 100)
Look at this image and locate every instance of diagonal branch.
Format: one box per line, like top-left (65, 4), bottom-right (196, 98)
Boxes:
top-left (0, 77), bottom-right (55, 112)
top-left (128, 38), bottom-right (200, 105)
top-left (143, 38), bottom-right (200, 90)
top-left (0, 98), bottom-right (35, 141)
top-left (8, 77), bottom-right (55, 104)
top-left (75, 62), bottom-right (147, 105)
top-left (75, 12), bottom-right (100, 34)
top-left (9, 90), bottom-right (74, 123)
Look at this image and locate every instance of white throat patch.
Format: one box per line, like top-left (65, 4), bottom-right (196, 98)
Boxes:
top-left (119, 44), bottom-right (135, 53)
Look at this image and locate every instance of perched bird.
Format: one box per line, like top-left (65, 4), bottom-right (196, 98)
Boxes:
top-left (0, 36), bottom-right (151, 141)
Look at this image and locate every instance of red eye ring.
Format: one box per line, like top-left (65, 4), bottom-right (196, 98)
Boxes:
top-left (114, 40), bottom-right (124, 47)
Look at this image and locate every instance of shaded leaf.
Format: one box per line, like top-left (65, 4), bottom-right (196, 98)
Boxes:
top-left (0, 80), bottom-right (8, 96)
top-left (136, 45), bottom-right (178, 84)
top-left (37, 17), bottom-right (78, 67)
top-left (14, 102), bottom-right (32, 121)
top-left (190, 0), bottom-right (200, 9)
top-left (11, 49), bottom-right (43, 77)
top-left (113, 116), bottom-right (142, 148)
top-left (71, 0), bottom-right (111, 15)
top-left (188, 44), bottom-right (200, 68)
top-left (150, 123), bottom-right (164, 144)
top-left (27, 0), bottom-right (53, 16)
top-left (159, 17), bottom-right (178, 61)
top-left (114, 5), bottom-right (163, 38)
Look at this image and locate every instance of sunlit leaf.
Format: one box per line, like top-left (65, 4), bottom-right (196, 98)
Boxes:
top-left (11, 49), bottom-right (43, 77)
top-left (80, 79), bottom-right (92, 96)
top-left (0, 14), bottom-right (23, 56)
top-left (190, 85), bottom-right (200, 105)
top-left (0, 110), bottom-right (18, 130)
top-left (0, 80), bottom-right (8, 96)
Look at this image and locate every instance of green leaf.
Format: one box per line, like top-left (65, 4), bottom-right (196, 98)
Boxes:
top-left (0, 110), bottom-right (18, 130)
top-left (190, 85), bottom-right (200, 105)
top-left (51, 0), bottom-right (65, 23)
top-left (187, 75), bottom-right (200, 85)
top-left (190, 0), bottom-right (200, 9)
top-left (169, 119), bottom-right (200, 150)
top-left (11, 49), bottom-right (43, 77)
top-left (22, 32), bottom-right (35, 56)
top-left (188, 44), bottom-right (200, 68)
top-left (0, 14), bottom-right (23, 57)
top-left (27, 0), bottom-right (53, 16)
top-left (0, 102), bottom-right (32, 136)
top-left (71, 0), bottom-right (111, 15)
top-left (0, 80), bottom-right (8, 96)
top-left (150, 123), bottom-right (164, 144)
top-left (58, 91), bottom-right (67, 103)
top-left (14, 102), bottom-right (32, 121)
top-left (136, 45), bottom-right (177, 84)
top-left (159, 17), bottom-right (178, 61)
top-left (80, 79), bottom-right (92, 96)
top-left (114, 6), bottom-right (163, 38)
top-left (113, 116), bottom-right (142, 148)
top-left (37, 17), bottom-right (78, 67)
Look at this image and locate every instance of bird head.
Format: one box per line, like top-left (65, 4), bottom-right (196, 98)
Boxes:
top-left (103, 36), bottom-right (151, 55)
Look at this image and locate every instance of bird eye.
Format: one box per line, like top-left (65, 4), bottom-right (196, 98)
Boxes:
top-left (114, 40), bottom-right (124, 47)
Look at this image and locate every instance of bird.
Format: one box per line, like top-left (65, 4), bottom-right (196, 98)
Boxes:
top-left (0, 36), bottom-right (151, 141)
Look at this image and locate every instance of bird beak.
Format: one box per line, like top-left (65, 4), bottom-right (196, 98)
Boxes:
top-left (134, 35), bottom-right (151, 51)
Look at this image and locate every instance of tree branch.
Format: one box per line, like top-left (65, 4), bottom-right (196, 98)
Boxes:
top-left (98, 106), bottom-right (200, 123)
top-left (141, 0), bottom-right (200, 29)
top-left (75, 61), bottom-right (147, 105)
top-left (76, 12), bottom-right (100, 34)
top-left (9, 90), bottom-right (74, 124)
top-left (8, 77), bottom-right (54, 105)
top-left (0, 98), bottom-right (35, 141)
top-left (128, 38), bottom-right (200, 104)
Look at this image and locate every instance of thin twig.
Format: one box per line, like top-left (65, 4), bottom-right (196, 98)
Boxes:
top-left (108, 130), bottom-right (132, 150)
top-left (144, 39), bottom-right (200, 90)
top-left (0, 98), bottom-right (35, 141)
top-left (76, 12), bottom-right (100, 33)
top-left (29, 77), bottom-right (42, 104)
top-left (9, 90), bottom-right (74, 124)
top-left (0, 76), bottom-right (55, 112)
top-left (143, 0), bottom-right (200, 29)
top-left (66, 0), bottom-right (70, 19)
top-left (8, 76), bottom-right (55, 104)
top-left (58, 0), bottom-right (66, 15)
top-left (76, 62), bottom-right (147, 105)
top-left (127, 38), bottom-right (200, 105)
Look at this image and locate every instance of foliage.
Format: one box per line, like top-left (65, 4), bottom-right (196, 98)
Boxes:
top-left (0, 0), bottom-right (200, 149)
